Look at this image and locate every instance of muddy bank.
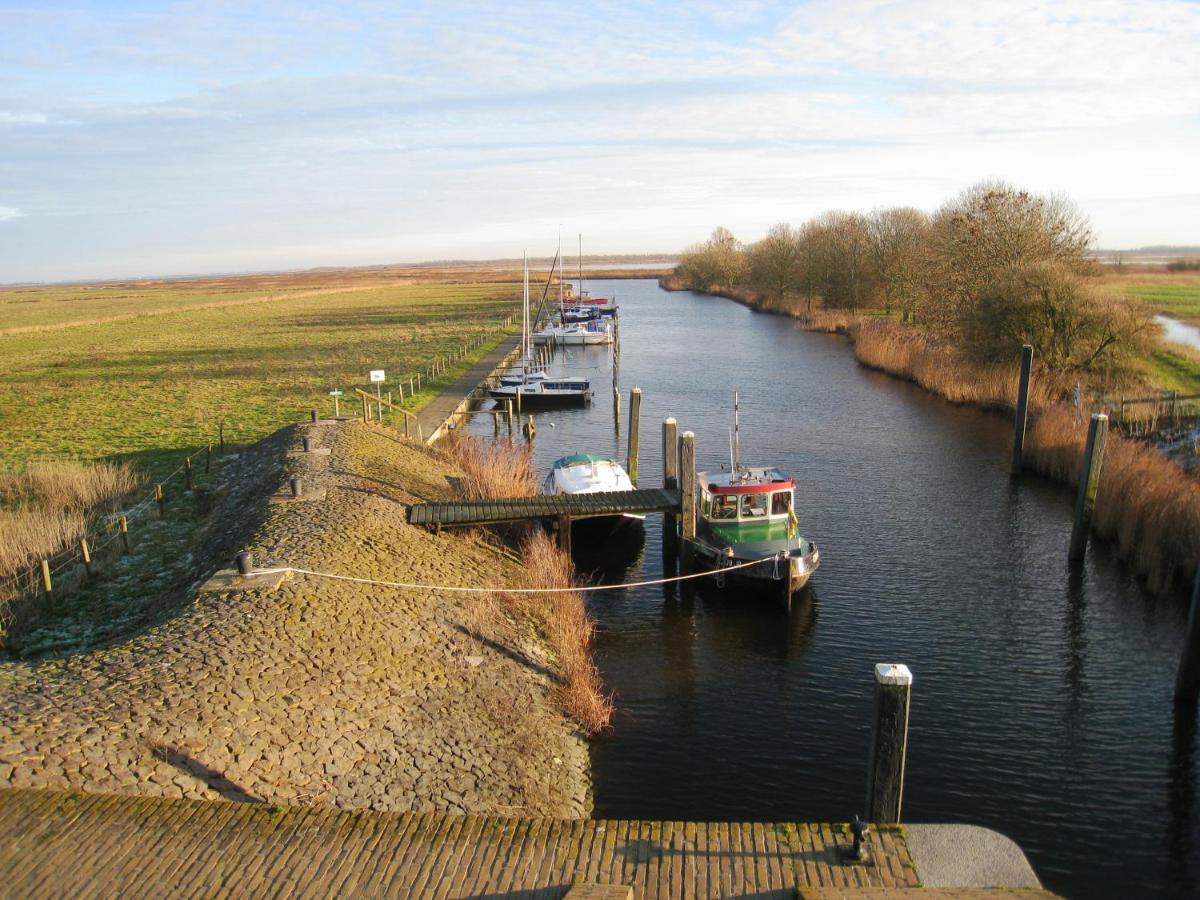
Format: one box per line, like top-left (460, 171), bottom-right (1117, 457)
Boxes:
top-left (0, 420), bottom-right (589, 816)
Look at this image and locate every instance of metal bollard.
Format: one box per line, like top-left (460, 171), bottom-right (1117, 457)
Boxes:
top-left (290, 477), bottom-right (303, 498)
top-left (236, 552), bottom-right (253, 575)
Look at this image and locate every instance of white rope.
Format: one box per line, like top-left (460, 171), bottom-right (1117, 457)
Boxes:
top-left (252, 554), bottom-right (781, 595)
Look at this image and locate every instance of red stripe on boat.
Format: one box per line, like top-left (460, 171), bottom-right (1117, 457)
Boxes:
top-left (708, 481), bottom-right (793, 494)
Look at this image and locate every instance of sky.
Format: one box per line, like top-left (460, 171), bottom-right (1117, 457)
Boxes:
top-left (1, 0), bottom-right (1199, 282)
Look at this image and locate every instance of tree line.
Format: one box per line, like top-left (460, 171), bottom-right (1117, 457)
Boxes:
top-left (675, 181), bottom-right (1152, 375)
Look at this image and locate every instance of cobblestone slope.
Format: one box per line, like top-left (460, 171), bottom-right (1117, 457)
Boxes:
top-left (0, 420), bottom-right (589, 817)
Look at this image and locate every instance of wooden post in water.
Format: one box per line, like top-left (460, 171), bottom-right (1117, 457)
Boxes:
top-left (1069, 413), bottom-right (1109, 562)
top-left (612, 384), bottom-right (621, 433)
top-left (627, 387), bottom-right (642, 486)
top-left (662, 417), bottom-right (678, 557)
top-left (1176, 568), bottom-right (1200, 702)
top-left (1011, 344), bottom-right (1033, 474)
top-left (524, 414), bottom-right (536, 443)
top-left (679, 431), bottom-right (696, 543)
top-left (866, 663), bottom-right (912, 824)
top-left (507, 400), bottom-right (514, 436)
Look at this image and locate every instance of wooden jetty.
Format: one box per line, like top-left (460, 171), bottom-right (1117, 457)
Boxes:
top-left (408, 489), bottom-right (679, 528)
top-left (0, 789), bottom-right (1052, 898)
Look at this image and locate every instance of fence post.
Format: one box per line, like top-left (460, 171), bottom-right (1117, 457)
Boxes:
top-left (218, 423), bottom-right (225, 454)
top-left (206, 442), bottom-right (212, 474)
top-left (1176, 568), bottom-right (1200, 702)
top-left (1011, 344), bottom-right (1033, 474)
top-left (155, 483), bottom-right (165, 518)
top-left (362, 394), bottom-right (369, 422)
top-left (866, 663), bottom-right (913, 824)
top-left (627, 387), bottom-right (642, 486)
top-left (119, 516), bottom-right (131, 554)
top-left (80, 538), bottom-right (92, 577)
top-left (662, 417), bottom-right (678, 557)
top-left (40, 559), bottom-right (52, 598)
top-left (1069, 413), bottom-right (1109, 562)
top-left (185, 457), bottom-right (194, 491)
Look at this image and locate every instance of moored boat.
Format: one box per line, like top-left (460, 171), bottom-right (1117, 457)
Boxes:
top-left (542, 453), bottom-right (645, 537)
top-left (682, 394), bottom-right (819, 608)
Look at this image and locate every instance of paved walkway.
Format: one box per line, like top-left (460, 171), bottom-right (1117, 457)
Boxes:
top-left (0, 789), bottom-right (937, 898)
top-left (413, 333), bottom-right (521, 442)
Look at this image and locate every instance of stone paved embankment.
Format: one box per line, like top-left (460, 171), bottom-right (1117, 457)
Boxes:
top-left (0, 420), bottom-right (589, 816)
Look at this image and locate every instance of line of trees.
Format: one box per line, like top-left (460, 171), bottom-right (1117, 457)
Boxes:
top-left (675, 181), bottom-right (1152, 374)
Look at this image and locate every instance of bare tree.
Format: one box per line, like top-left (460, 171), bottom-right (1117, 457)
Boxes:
top-left (865, 207), bottom-right (930, 322)
top-left (677, 226), bottom-right (747, 291)
top-left (747, 223), bottom-right (802, 310)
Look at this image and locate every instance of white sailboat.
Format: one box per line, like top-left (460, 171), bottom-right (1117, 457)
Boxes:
top-left (489, 251), bottom-right (591, 405)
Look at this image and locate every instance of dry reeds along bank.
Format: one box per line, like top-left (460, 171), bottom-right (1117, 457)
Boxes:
top-left (441, 430), bottom-right (536, 499)
top-left (852, 320), bottom-right (1065, 412)
top-left (0, 460), bottom-right (141, 581)
top-left (506, 532), bottom-right (613, 734)
top-left (1026, 406), bottom-right (1200, 596)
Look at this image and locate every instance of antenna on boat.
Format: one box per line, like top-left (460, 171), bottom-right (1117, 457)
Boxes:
top-left (733, 390), bottom-right (742, 474)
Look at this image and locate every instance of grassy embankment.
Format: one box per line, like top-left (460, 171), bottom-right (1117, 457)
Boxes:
top-left (1097, 271), bottom-right (1200, 392)
top-left (0, 274), bottom-right (520, 640)
top-left (663, 271), bottom-right (1200, 597)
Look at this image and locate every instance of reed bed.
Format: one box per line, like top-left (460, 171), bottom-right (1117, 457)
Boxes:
top-left (441, 430), bottom-right (536, 499)
top-left (509, 531), bottom-right (613, 733)
top-left (0, 460), bottom-right (140, 580)
top-left (1026, 405), bottom-right (1200, 595)
top-left (852, 320), bottom-right (1065, 411)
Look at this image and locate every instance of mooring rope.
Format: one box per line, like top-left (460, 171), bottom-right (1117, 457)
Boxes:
top-left (252, 553), bottom-right (783, 595)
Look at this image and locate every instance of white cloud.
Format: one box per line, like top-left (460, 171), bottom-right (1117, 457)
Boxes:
top-left (0, 207), bottom-right (24, 222)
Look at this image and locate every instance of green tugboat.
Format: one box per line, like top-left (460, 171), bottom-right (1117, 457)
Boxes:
top-left (686, 394), bottom-right (820, 610)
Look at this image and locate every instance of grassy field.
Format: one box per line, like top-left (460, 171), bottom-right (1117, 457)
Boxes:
top-left (1100, 270), bottom-right (1200, 321)
top-left (0, 277), bottom-right (521, 476)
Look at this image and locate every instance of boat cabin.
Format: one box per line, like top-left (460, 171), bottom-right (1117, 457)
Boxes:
top-left (697, 467), bottom-right (795, 524)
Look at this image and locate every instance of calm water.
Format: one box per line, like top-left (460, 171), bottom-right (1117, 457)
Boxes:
top-left (469, 279), bottom-right (1199, 899)
top-left (1156, 314), bottom-right (1200, 350)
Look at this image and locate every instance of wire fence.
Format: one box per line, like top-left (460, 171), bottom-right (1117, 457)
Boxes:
top-left (1, 313), bottom-right (521, 614)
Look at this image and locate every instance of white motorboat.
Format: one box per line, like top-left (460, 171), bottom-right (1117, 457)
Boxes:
top-left (542, 453), bottom-right (645, 535)
top-left (532, 319), bottom-right (612, 345)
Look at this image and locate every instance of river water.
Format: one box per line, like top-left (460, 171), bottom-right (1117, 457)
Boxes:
top-left (468, 279), bottom-right (1199, 898)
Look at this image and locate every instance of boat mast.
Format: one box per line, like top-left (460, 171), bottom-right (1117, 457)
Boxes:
top-left (578, 233), bottom-right (583, 301)
top-left (523, 251), bottom-right (529, 365)
top-left (733, 390), bottom-right (741, 474)
top-left (558, 225), bottom-right (563, 310)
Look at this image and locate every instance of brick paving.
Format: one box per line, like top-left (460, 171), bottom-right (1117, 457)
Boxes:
top-left (0, 789), bottom-right (941, 898)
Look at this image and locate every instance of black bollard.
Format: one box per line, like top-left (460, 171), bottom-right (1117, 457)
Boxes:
top-left (236, 552), bottom-right (253, 575)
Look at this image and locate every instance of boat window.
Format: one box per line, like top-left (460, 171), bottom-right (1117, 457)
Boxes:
top-left (711, 494), bottom-right (738, 519)
top-left (740, 493), bottom-right (768, 518)
top-left (771, 491), bottom-right (791, 516)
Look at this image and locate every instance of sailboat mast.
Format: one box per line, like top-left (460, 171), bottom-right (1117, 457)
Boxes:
top-left (558, 226), bottom-right (563, 308)
top-left (522, 251), bottom-right (529, 364)
top-left (733, 390), bottom-right (741, 473)
top-left (578, 233), bottom-right (583, 301)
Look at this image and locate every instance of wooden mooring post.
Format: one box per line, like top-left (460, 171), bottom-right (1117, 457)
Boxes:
top-left (1176, 568), bottom-right (1200, 702)
top-left (627, 387), bottom-right (642, 486)
top-left (612, 384), bottom-right (621, 433)
top-left (679, 431), bottom-right (696, 545)
top-left (1011, 344), bottom-right (1033, 474)
top-left (557, 515), bottom-right (572, 553)
top-left (865, 663), bottom-right (912, 824)
top-left (662, 417), bottom-right (679, 558)
top-left (1069, 413), bottom-right (1108, 562)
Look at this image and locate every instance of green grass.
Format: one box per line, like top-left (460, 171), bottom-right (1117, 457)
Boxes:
top-left (0, 280), bottom-right (520, 476)
top-left (1139, 348), bottom-right (1200, 394)
top-left (1101, 275), bottom-right (1200, 321)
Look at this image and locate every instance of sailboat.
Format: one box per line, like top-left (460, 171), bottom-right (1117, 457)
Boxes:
top-left (489, 251), bottom-right (592, 405)
top-left (532, 234), bottom-right (615, 344)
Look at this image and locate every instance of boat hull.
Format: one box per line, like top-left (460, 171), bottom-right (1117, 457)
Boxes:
top-left (685, 538), bottom-right (819, 597)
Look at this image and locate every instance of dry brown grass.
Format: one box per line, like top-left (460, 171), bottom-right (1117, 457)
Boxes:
top-left (792, 308), bottom-right (860, 334)
top-left (441, 430), bottom-right (536, 500)
top-left (1026, 405), bottom-right (1200, 595)
top-left (510, 532), bottom-right (613, 734)
top-left (852, 320), bottom-right (1065, 411)
top-left (0, 460), bottom-right (140, 580)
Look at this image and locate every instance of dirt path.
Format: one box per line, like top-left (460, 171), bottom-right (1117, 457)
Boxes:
top-left (0, 420), bottom-right (589, 817)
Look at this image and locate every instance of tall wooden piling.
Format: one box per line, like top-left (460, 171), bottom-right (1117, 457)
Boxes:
top-left (662, 417), bottom-right (679, 557)
top-left (627, 387), bottom-right (642, 486)
top-left (866, 663), bottom-right (912, 824)
top-left (524, 414), bottom-right (536, 442)
top-left (1011, 344), bottom-right (1033, 474)
top-left (1176, 568), bottom-right (1200, 702)
top-left (506, 400), bottom-right (514, 436)
top-left (1069, 413), bottom-right (1109, 562)
top-left (612, 385), bottom-right (621, 433)
top-left (679, 431), bottom-right (696, 543)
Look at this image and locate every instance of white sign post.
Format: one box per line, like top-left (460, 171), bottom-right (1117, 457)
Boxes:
top-left (369, 370), bottom-right (385, 422)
